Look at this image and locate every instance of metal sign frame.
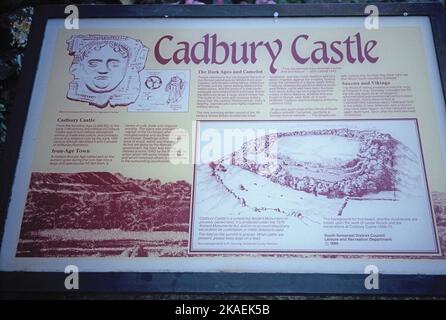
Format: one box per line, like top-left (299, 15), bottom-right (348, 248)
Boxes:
top-left (1, 3), bottom-right (446, 295)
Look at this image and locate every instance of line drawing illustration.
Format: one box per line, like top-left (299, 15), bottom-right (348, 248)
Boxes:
top-left (66, 34), bottom-right (149, 108)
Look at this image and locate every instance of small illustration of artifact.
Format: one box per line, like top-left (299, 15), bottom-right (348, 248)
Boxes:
top-left (165, 73), bottom-right (186, 104)
top-left (66, 34), bottom-right (149, 108)
top-left (145, 75), bottom-right (162, 90)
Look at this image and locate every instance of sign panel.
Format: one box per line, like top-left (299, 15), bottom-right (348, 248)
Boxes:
top-left (1, 12), bottom-right (446, 278)
top-left (191, 119), bottom-right (437, 254)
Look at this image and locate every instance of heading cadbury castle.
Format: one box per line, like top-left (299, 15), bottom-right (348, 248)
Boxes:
top-left (154, 33), bottom-right (379, 74)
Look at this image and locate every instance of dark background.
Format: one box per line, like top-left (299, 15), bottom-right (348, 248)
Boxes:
top-left (0, 0), bottom-right (445, 300)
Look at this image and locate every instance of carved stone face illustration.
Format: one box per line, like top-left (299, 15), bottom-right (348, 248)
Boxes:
top-left (67, 35), bottom-right (149, 107)
top-left (80, 44), bottom-right (129, 93)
